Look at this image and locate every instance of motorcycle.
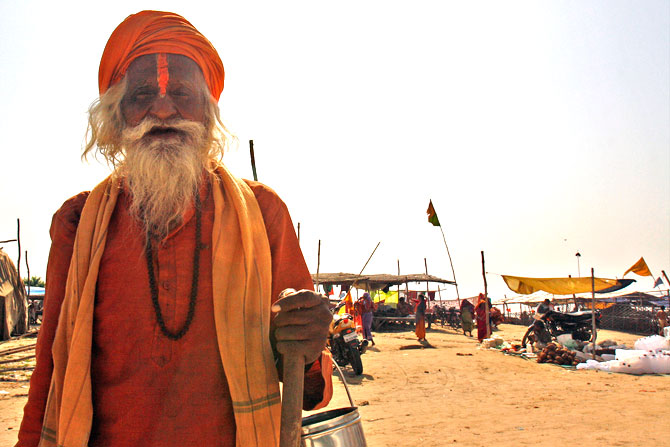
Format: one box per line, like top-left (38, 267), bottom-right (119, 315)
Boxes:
top-left (522, 309), bottom-right (601, 348)
top-left (328, 303), bottom-right (367, 375)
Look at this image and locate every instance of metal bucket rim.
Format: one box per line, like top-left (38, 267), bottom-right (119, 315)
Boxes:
top-left (301, 406), bottom-right (361, 437)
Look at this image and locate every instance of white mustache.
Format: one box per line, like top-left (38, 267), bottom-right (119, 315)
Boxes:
top-left (122, 117), bottom-right (206, 144)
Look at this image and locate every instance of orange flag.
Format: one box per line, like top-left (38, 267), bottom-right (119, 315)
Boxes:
top-left (623, 257), bottom-right (652, 277)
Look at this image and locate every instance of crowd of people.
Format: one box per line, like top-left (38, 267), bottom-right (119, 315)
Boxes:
top-left (340, 291), bottom-right (507, 344)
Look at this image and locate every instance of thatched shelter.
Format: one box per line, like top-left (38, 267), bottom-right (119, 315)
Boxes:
top-left (311, 272), bottom-right (456, 291)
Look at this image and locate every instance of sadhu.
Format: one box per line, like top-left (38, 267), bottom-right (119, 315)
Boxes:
top-left (16, 10), bottom-right (332, 447)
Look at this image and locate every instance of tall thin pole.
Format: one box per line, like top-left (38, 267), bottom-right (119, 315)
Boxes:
top-left (25, 250), bottom-right (30, 298)
top-left (424, 258), bottom-right (429, 297)
top-left (357, 242), bottom-right (381, 277)
top-left (249, 140), bottom-right (258, 181)
top-left (16, 219), bottom-right (21, 282)
top-left (591, 268), bottom-right (597, 360)
top-left (481, 251), bottom-right (490, 338)
top-left (438, 225), bottom-right (459, 300)
top-left (315, 240), bottom-right (321, 293)
top-left (297, 223), bottom-right (300, 244)
top-left (397, 259), bottom-right (401, 302)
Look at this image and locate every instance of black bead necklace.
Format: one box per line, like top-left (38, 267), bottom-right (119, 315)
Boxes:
top-left (144, 192), bottom-right (202, 340)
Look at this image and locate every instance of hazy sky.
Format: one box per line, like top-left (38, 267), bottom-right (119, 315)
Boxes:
top-left (1, 0), bottom-right (668, 300)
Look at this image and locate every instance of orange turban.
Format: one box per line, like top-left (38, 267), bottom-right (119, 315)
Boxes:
top-left (99, 10), bottom-right (225, 101)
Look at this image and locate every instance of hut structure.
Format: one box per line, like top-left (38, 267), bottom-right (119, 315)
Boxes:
top-left (312, 272), bottom-right (456, 296)
top-left (0, 248), bottom-right (28, 340)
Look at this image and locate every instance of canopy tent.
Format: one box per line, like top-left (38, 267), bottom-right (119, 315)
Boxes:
top-left (311, 272), bottom-right (456, 291)
top-left (496, 289), bottom-right (666, 306)
top-left (501, 275), bottom-right (635, 296)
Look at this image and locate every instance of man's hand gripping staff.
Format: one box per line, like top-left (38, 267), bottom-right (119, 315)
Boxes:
top-left (271, 288), bottom-right (331, 365)
top-left (272, 289), bottom-right (331, 447)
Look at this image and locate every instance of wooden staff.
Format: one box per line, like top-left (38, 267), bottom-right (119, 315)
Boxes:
top-left (280, 355), bottom-right (305, 447)
top-left (279, 286), bottom-right (305, 447)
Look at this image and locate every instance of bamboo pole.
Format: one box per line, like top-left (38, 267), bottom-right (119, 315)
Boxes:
top-left (591, 268), bottom-right (597, 360)
top-left (397, 259), bottom-right (401, 302)
top-left (315, 240), bottom-right (321, 293)
top-left (358, 242), bottom-right (381, 278)
top-left (481, 251), bottom-right (490, 338)
top-left (249, 140), bottom-right (258, 181)
top-left (424, 258), bottom-right (429, 297)
top-left (25, 250), bottom-right (30, 298)
top-left (16, 219), bottom-right (21, 282)
top-left (437, 224), bottom-right (460, 302)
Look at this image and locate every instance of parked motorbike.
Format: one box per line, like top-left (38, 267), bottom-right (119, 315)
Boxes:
top-left (522, 309), bottom-right (601, 348)
top-left (328, 303), bottom-right (367, 375)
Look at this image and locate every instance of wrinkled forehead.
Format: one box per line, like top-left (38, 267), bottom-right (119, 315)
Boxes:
top-left (124, 53), bottom-right (207, 89)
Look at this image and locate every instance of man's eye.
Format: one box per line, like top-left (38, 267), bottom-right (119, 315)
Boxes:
top-left (171, 88), bottom-right (192, 98)
top-left (131, 88), bottom-right (156, 101)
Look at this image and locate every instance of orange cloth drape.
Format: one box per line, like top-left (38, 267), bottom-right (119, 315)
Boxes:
top-left (415, 316), bottom-right (426, 340)
top-left (99, 10), bottom-right (225, 101)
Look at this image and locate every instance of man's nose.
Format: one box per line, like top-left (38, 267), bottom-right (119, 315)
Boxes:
top-left (148, 96), bottom-right (179, 121)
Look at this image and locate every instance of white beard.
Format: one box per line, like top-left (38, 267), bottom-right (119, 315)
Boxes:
top-left (118, 117), bottom-right (208, 240)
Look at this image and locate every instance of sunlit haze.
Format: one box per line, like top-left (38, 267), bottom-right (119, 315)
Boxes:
top-left (1, 1), bottom-right (668, 300)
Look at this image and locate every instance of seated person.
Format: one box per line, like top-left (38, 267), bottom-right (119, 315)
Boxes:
top-left (396, 297), bottom-right (413, 316)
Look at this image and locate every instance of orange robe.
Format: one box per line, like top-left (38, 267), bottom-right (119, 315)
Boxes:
top-left (17, 179), bottom-right (330, 447)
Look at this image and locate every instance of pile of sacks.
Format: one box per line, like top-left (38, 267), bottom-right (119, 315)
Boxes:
top-left (576, 335), bottom-right (670, 375)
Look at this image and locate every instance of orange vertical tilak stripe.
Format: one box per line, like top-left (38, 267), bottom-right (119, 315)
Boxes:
top-left (157, 53), bottom-right (169, 97)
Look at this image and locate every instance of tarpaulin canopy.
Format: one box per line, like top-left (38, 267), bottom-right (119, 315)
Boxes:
top-left (502, 275), bottom-right (635, 295)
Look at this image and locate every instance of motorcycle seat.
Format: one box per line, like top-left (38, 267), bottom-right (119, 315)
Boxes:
top-left (547, 310), bottom-right (594, 323)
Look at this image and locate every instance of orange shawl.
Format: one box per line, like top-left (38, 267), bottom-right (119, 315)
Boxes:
top-left (40, 164), bottom-right (285, 447)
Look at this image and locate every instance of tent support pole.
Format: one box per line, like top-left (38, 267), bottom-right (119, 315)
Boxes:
top-left (591, 268), bottom-right (597, 360)
top-left (315, 240), bottom-right (321, 293)
top-left (482, 251), bottom-right (490, 339)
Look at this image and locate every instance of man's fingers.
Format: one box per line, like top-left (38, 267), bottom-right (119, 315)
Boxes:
top-left (272, 289), bottom-right (327, 313)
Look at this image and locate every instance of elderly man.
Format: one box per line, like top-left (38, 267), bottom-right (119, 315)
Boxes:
top-left (17, 10), bottom-right (332, 447)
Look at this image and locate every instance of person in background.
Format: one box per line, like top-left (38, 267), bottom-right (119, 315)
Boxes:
top-left (475, 293), bottom-right (491, 342)
top-left (415, 294), bottom-right (427, 342)
top-left (537, 298), bottom-right (553, 315)
top-left (460, 299), bottom-right (475, 337)
top-left (656, 306), bottom-right (668, 335)
top-left (397, 297), bottom-right (412, 316)
top-left (356, 292), bottom-right (375, 346)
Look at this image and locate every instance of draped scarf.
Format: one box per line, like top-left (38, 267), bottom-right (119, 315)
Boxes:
top-left (39, 163), bottom-right (280, 447)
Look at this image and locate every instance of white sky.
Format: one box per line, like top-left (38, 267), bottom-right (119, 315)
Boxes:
top-left (1, 0), bottom-right (668, 300)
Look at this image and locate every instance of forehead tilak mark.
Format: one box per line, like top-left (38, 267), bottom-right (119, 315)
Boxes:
top-left (157, 53), bottom-right (169, 97)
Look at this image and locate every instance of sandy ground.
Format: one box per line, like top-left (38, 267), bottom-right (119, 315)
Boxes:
top-left (2, 324), bottom-right (669, 446)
